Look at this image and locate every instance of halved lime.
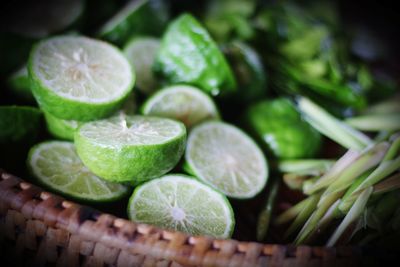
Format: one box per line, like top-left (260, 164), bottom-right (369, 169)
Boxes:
top-left (141, 85), bottom-right (220, 128)
top-left (28, 141), bottom-right (129, 202)
top-left (7, 65), bottom-right (34, 101)
top-left (28, 35), bottom-right (135, 121)
top-left (185, 121), bottom-right (268, 198)
top-left (128, 174), bottom-right (234, 238)
top-left (74, 115), bottom-right (186, 183)
top-left (0, 106), bottom-right (42, 144)
top-left (123, 37), bottom-right (160, 94)
top-left (44, 111), bottom-right (81, 141)
top-left (154, 13), bottom-right (236, 96)
top-left (4, 0), bottom-right (84, 39)
top-left (98, 0), bottom-right (169, 45)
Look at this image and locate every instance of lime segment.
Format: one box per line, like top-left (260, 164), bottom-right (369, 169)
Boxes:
top-left (185, 121), bottom-right (268, 198)
top-left (28, 35), bottom-right (134, 121)
top-left (28, 141), bottom-right (129, 201)
top-left (128, 174), bottom-right (234, 238)
top-left (141, 85), bottom-right (219, 128)
top-left (154, 13), bottom-right (236, 96)
top-left (75, 115), bottom-right (186, 183)
top-left (123, 37), bottom-right (160, 94)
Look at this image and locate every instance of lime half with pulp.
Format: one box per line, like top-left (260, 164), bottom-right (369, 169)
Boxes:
top-left (141, 85), bottom-right (219, 128)
top-left (128, 174), bottom-right (234, 238)
top-left (28, 35), bottom-right (134, 121)
top-left (28, 141), bottom-right (129, 202)
top-left (185, 121), bottom-right (268, 198)
top-left (75, 114), bottom-right (186, 183)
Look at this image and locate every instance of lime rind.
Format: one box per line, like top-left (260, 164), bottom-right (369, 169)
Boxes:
top-left (154, 13), bottom-right (236, 96)
top-left (185, 121), bottom-right (268, 199)
top-left (28, 35), bottom-right (135, 121)
top-left (123, 36), bottom-right (160, 94)
top-left (44, 111), bottom-right (81, 141)
top-left (28, 141), bottom-right (129, 202)
top-left (127, 174), bottom-right (235, 238)
top-left (74, 115), bottom-right (187, 183)
top-left (141, 85), bottom-right (220, 128)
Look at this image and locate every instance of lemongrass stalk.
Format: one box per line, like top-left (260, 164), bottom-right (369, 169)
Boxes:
top-left (305, 149), bottom-right (361, 194)
top-left (338, 171), bottom-right (373, 213)
top-left (283, 173), bottom-right (310, 190)
top-left (373, 173), bottom-right (400, 195)
top-left (327, 187), bottom-right (373, 247)
top-left (303, 199), bottom-right (341, 244)
top-left (383, 134), bottom-right (400, 161)
top-left (275, 195), bottom-right (315, 225)
top-left (302, 176), bottom-right (320, 194)
top-left (297, 97), bottom-right (372, 150)
top-left (278, 159), bottom-right (335, 176)
top-left (339, 135), bottom-right (399, 211)
top-left (324, 142), bottom-right (389, 194)
top-left (256, 179), bottom-right (280, 241)
top-left (345, 114), bottom-right (400, 132)
top-left (363, 96), bottom-right (400, 115)
top-left (294, 191), bottom-right (343, 245)
top-left (284, 193), bottom-right (321, 239)
top-left (354, 156), bottom-right (400, 194)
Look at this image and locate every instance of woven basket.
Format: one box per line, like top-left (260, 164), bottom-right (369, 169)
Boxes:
top-left (0, 169), bottom-right (365, 267)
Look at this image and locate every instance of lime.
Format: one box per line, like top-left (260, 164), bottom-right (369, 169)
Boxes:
top-left (74, 115), bottom-right (186, 183)
top-left (44, 111), bottom-right (81, 141)
top-left (123, 37), bottom-right (160, 95)
top-left (98, 0), bottom-right (169, 45)
top-left (7, 65), bottom-right (34, 101)
top-left (0, 106), bottom-right (42, 144)
top-left (5, 0), bottom-right (84, 39)
top-left (185, 121), bottom-right (268, 198)
top-left (28, 35), bottom-right (135, 121)
top-left (141, 85), bottom-right (220, 128)
top-left (154, 13), bottom-right (236, 96)
top-left (28, 141), bottom-right (129, 202)
top-left (128, 174), bottom-right (234, 238)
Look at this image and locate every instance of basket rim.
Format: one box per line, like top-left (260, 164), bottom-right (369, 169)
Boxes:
top-left (0, 169), bottom-right (361, 266)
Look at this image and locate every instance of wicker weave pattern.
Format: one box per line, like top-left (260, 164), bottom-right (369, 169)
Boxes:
top-left (0, 170), bottom-right (360, 267)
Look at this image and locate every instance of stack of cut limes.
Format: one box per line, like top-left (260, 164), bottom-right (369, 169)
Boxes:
top-left (2, 7), bottom-right (269, 240)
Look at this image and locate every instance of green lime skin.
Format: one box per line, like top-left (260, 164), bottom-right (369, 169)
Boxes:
top-left (0, 106), bottom-right (42, 144)
top-left (28, 36), bottom-right (135, 121)
top-left (44, 111), bottom-right (81, 141)
top-left (244, 98), bottom-right (322, 159)
top-left (74, 116), bottom-right (187, 183)
top-left (154, 13), bottom-right (237, 96)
